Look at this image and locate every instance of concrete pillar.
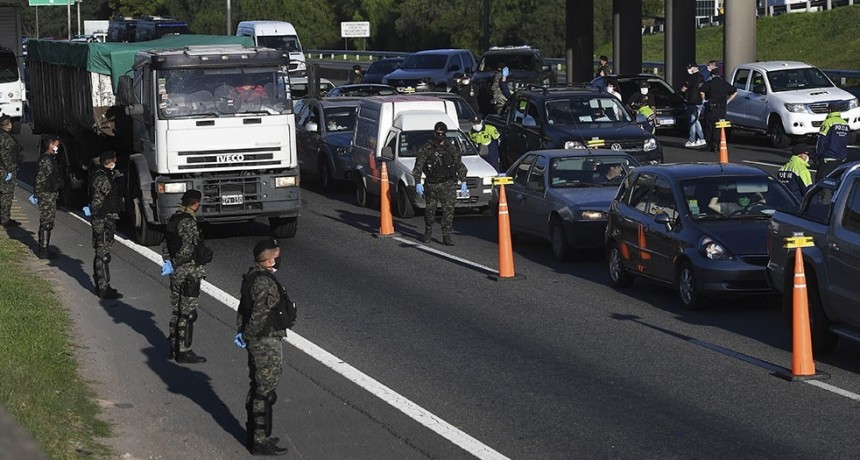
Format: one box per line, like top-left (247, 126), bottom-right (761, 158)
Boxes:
top-left (566, 0), bottom-right (594, 82)
top-left (724, 0), bottom-right (756, 80)
top-left (612, 0), bottom-right (643, 75)
top-left (665, 0), bottom-right (697, 91)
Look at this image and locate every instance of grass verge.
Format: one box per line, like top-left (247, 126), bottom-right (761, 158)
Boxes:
top-left (0, 235), bottom-right (112, 459)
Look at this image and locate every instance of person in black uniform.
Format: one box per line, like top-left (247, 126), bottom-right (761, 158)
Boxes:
top-left (452, 73), bottom-right (481, 117)
top-left (699, 72), bottom-right (737, 152)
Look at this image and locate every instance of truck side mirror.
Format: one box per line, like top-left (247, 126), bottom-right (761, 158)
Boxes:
top-left (117, 75), bottom-right (135, 105)
top-left (305, 122), bottom-right (318, 132)
top-left (378, 146), bottom-right (395, 162)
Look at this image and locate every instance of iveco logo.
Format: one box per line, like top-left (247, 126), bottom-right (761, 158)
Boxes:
top-left (610, 143), bottom-right (623, 151)
top-left (217, 154), bottom-right (245, 163)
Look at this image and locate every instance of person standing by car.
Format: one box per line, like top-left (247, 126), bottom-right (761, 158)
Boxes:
top-left (453, 73), bottom-right (481, 116)
top-left (595, 55), bottom-right (612, 78)
top-left (814, 102), bottom-right (850, 181)
top-left (87, 151), bottom-right (123, 299)
top-left (412, 122), bottom-right (468, 246)
top-left (701, 60), bottom-right (718, 81)
top-left (469, 116), bottom-right (501, 172)
top-left (627, 81), bottom-right (656, 134)
top-left (605, 79), bottom-right (622, 101)
top-left (32, 135), bottom-right (63, 259)
top-left (0, 115), bottom-right (23, 227)
top-left (778, 143), bottom-right (813, 201)
top-left (699, 72), bottom-right (737, 152)
top-left (680, 63), bottom-right (705, 147)
top-left (348, 64), bottom-right (363, 84)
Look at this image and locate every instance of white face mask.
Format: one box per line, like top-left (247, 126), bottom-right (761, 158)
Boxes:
top-left (51, 145), bottom-right (59, 153)
top-left (105, 162), bottom-right (116, 170)
top-left (461, 78), bottom-right (470, 85)
top-left (640, 88), bottom-right (649, 95)
top-left (687, 68), bottom-right (694, 75)
top-left (607, 85), bottom-right (615, 92)
top-left (472, 123), bottom-right (483, 131)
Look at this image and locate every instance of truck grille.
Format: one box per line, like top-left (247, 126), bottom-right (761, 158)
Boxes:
top-left (808, 101), bottom-right (844, 114)
top-left (199, 176), bottom-right (264, 215)
top-left (177, 147), bottom-right (282, 170)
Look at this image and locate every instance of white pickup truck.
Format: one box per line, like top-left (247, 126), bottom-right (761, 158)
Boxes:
top-left (726, 61), bottom-right (860, 148)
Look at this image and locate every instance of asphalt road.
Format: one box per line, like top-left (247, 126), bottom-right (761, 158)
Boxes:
top-left (11, 123), bottom-right (860, 459)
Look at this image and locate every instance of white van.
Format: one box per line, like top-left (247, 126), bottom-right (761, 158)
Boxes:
top-left (236, 20), bottom-right (306, 75)
top-left (351, 95), bottom-right (497, 218)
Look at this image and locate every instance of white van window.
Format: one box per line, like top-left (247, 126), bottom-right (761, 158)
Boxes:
top-left (256, 35), bottom-right (301, 53)
top-left (399, 130), bottom-right (478, 158)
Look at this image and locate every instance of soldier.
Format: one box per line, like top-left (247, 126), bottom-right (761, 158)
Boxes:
top-left (0, 114), bottom-right (23, 227)
top-left (595, 55), bottom-right (612, 78)
top-left (235, 238), bottom-right (294, 456)
top-left (348, 64), bottom-right (363, 84)
top-left (161, 189), bottom-right (211, 364)
top-left (31, 135), bottom-right (64, 258)
top-left (452, 73), bottom-right (481, 116)
top-left (412, 122), bottom-right (468, 246)
top-left (87, 151), bottom-right (123, 299)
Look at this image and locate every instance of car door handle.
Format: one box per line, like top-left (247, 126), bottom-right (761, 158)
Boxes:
top-left (829, 242), bottom-right (840, 252)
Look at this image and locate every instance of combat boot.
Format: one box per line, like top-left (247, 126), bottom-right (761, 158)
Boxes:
top-left (175, 349), bottom-right (207, 364)
top-left (442, 234), bottom-right (454, 246)
top-left (421, 229), bottom-right (432, 243)
top-left (249, 438), bottom-right (287, 456)
top-left (98, 286), bottom-right (123, 300)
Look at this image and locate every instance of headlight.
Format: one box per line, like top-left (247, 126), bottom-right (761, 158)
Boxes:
top-left (847, 98), bottom-right (859, 110)
top-left (580, 210), bottom-right (606, 220)
top-left (644, 138), bottom-right (657, 151)
top-left (565, 140), bottom-right (586, 149)
top-left (698, 236), bottom-right (732, 260)
top-left (482, 176), bottom-right (494, 185)
top-left (784, 103), bottom-right (809, 113)
top-left (275, 176), bottom-right (297, 187)
top-left (158, 182), bottom-right (187, 194)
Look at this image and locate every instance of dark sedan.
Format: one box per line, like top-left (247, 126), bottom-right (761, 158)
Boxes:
top-left (362, 57), bottom-right (405, 84)
top-left (492, 149), bottom-right (640, 261)
top-left (294, 97), bottom-right (360, 190)
top-left (591, 74), bottom-right (687, 132)
top-left (326, 84), bottom-right (399, 97)
top-left (605, 163), bottom-right (800, 309)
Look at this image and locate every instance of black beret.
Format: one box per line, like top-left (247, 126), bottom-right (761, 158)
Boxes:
top-left (792, 143), bottom-right (810, 155)
top-left (253, 238), bottom-right (280, 259)
top-left (181, 189), bottom-right (202, 202)
top-left (599, 55), bottom-right (609, 61)
top-left (99, 150), bottom-right (117, 163)
top-left (0, 115), bottom-right (11, 125)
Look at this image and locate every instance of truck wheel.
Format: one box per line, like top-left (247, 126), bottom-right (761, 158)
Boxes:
top-left (550, 217), bottom-right (572, 261)
top-left (395, 184), bottom-right (415, 218)
top-left (768, 116), bottom-right (791, 148)
top-left (677, 261), bottom-right (705, 310)
top-left (132, 196), bottom-right (164, 246)
top-left (607, 242), bottom-right (633, 288)
top-left (804, 269), bottom-right (839, 354)
top-left (269, 216), bottom-right (297, 239)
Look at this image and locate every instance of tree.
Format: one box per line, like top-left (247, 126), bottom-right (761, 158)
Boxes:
top-left (108, 0), bottom-right (169, 18)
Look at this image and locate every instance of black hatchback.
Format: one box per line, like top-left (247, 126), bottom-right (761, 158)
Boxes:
top-left (591, 74), bottom-right (687, 132)
top-left (605, 163), bottom-right (800, 309)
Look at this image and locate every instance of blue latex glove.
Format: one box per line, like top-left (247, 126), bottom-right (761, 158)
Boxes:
top-left (82, 205), bottom-right (92, 217)
top-left (234, 332), bottom-right (247, 349)
top-left (502, 66), bottom-right (510, 78)
top-left (28, 194), bottom-right (38, 205)
top-left (161, 260), bottom-right (174, 276)
top-left (4, 172), bottom-right (11, 182)
top-left (415, 183), bottom-right (424, 196)
top-left (460, 182), bottom-right (468, 194)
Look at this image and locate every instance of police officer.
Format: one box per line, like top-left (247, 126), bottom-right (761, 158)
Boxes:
top-left (31, 135), bottom-right (64, 259)
top-left (814, 102), bottom-right (850, 181)
top-left (699, 71), bottom-right (737, 152)
top-left (162, 189), bottom-right (211, 364)
top-left (453, 73), bottom-right (481, 116)
top-left (0, 114), bottom-right (23, 227)
top-left (595, 55), bottom-right (612, 78)
top-left (236, 238), bottom-right (293, 456)
top-left (88, 151), bottom-right (123, 299)
top-left (412, 122), bottom-right (468, 246)
top-left (348, 64), bottom-right (363, 84)
top-left (627, 81), bottom-right (656, 134)
top-left (468, 116), bottom-right (501, 172)
top-left (778, 143), bottom-right (813, 201)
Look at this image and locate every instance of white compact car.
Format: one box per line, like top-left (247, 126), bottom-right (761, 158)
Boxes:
top-left (726, 61), bottom-right (860, 147)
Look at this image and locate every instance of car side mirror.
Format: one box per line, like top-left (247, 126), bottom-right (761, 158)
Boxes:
top-left (541, 64), bottom-right (551, 72)
top-left (654, 211), bottom-right (673, 231)
top-left (378, 146), bottom-right (395, 162)
top-left (306, 122), bottom-right (318, 132)
top-left (753, 84), bottom-right (766, 95)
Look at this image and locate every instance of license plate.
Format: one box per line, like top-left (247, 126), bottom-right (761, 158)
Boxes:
top-left (397, 86), bottom-right (415, 93)
top-left (457, 189), bottom-right (470, 199)
top-left (222, 194), bottom-right (244, 205)
top-left (658, 116), bottom-right (675, 126)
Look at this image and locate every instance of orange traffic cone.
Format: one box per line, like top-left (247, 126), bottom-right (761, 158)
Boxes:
top-left (378, 161), bottom-right (394, 236)
top-left (791, 247), bottom-right (816, 376)
top-left (718, 126), bottom-right (729, 164)
top-left (496, 184), bottom-right (515, 279)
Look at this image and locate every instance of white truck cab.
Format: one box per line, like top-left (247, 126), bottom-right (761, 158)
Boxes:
top-left (726, 61), bottom-right (860, 148)
top-left (351, 95), bottom-right (497, 218)
top-left (236, 20), bottom-right (306, 75)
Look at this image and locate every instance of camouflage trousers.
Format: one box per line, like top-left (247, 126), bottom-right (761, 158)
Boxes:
top-left (91, 217), bottom-right (116, 291)
top-left (38, 192), bottom-right (58, 231)
top-left (0, 171), bottom-right (16, 223)
top-left (424, 180), bottom-right (456, 236)
top-left (245, 336), bottom-right (284, 444)
top-left (168, 263), bottom-right (205, 352)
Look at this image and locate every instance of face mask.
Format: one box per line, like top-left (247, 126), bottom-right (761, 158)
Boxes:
top-left (472, 124), bottom-right (483, 131)
top-left (461, 78), bottom-right (470, 85)
top-left (607, 86), bottom-right (615, 92)
top-left (435, 132), bottom-right (446, 141)
top-left (51, 146), bottom-right (59, 153)
top-left (640, 88), bottom-right (648, 95)
top-left (273, 256), bottom-right (282, 271)
top-left (687, 68), bottom-right (694, 75)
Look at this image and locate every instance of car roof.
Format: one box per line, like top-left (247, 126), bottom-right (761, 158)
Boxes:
top-left (632, 162), bottom-right (769, 179)
top-left (412, 49), bottom-right (471, 55)
top-left (524, 149), bottom-right (639, 160)
top-left (736, 61), bottom-right (812, 72)
top-left (518, 84), bottom-right (603, 97)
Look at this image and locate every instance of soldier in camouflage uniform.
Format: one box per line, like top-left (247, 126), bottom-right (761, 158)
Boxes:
top-left (33, 135), bottom-right (63, 258)
top-left (0, 115), bottom-right (23, 227)
top-left (89, 151), bottom-right (123, 299)
top-left (236, 238), bottom-right (290, 456)
top-left (162, 189), bottom-right (211, 364)
top-left (412, 122), bottom-right (468, 246)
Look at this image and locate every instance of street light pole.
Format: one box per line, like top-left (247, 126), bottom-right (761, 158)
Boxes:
top-left (226, 0), bottom-right (232, 35)
top-left (77, 0), bottom-right (81, 37)
top-left (67, 0), bottom-right (71, 40)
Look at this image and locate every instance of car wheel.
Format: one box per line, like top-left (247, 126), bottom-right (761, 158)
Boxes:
top-left (803, 268), bottom-right (839, 354)
top-left (677, 261), bottom-right (704, 310)
top-left (355, 177), bottom-right (369, 208)
top-left (550, 218), bottom-right (572, 261)
top-left (319, 158), bottom-right (334, 191)
top-left (607, 242), bottom-right (633, 288)
top-left (768, 116), bottom-right (791, 148)
top-left (395, 184), bottom-right (415, 218)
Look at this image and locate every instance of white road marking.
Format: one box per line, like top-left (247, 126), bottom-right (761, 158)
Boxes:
top-left (805, 380), bottom-right (860, 401)
top-left (392, 235), bottom-right (498, 274)
top-left (66, 212), bottom-right (509, 460)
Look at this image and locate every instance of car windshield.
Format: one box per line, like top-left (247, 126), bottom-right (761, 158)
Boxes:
top-left (479, 53), bottom-right (539, 72)
top-left (767, 67), bottom-right (834, 92)
top-left (445, 96), bottom-right (477, 120)
top-left (549, 155), bottom-right (636, 188)
top-left (367, 60), bottom-right (402, 75)
top-left (617, 78), bottom-right (677, 105)
top-left (323, 107), bottom-right (357, 132)
top-left (400, 54), bottom-right (448, 70)
top-left (545, 96), bottom-right (632, 124)
top-left (256, 35), bottom-right (301, 53)
top-left (681, 175), bottom-right (798, 220)
top-left (0, 52), bottom-right (19, 83)
top-left (330, 85), bottom-right (398, 97)
top-left (399, 130), bottom-right (478, 158)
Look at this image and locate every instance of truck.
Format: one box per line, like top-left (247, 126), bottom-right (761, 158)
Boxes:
top-left (350, 95), bottom-right (497, 218)
top-left (0, 5), bottom-right (25, 133)
top-left (27, 35), bottom-right (302, 245)
top-left (766, 161), bottom-right (860, 353)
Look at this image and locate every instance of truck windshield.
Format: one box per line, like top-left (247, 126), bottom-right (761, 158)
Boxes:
top-left (400, 54), bottom-right (447, 70)
top-left (0, 52), bottom-right (19, 84)
top-left (398, 130), bottom-right (478, 158)
top-left (681, 175), bottom-right (798, 220)
top-left (545, 96), bottom-right (631, 124)
top-left (767, 67), bottom-right (834, 92)
top-left (479, 54), bottom-right (539, 72)
top-left (157, 67), bottom-right (291, 118)
top-left (256, 35), bottom-right (301, 53)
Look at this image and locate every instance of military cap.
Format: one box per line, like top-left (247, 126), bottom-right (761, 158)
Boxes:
top-left (792, 143), bottom-right (810, 156)
top-left (254, 238), bottom-right (280, 260)
top-left (99, 150), bottom-right (117, 163)
top-left (434, 121), bottom-right (448, 133)
top-left (181, 189), bottom-right (202, 202)
top-left (0, 115), bottom-right (10, 125)
top-left (599, 55), bottom-right (608, 62)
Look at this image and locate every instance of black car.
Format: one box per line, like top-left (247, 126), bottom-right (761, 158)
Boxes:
top-left (605, 162), bottom-right (800, 309)
top-left (294, 97), bottom-right (361, 190)
top-left (362, 57), bottom-right (405, 84)
top-left (485, 84), bottom-right (663, 169)
top-left (591, 74), bottom-right (687, 132)
top-left (326, 84), bottom-right (399, 97)
top-left (472, 46), bottom-right (555, 115)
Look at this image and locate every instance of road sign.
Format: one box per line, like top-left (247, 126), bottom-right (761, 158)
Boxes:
top-left (341, 21), bottom-right (370, 38)
top-left (28, 0), bottom-right (71, 6)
